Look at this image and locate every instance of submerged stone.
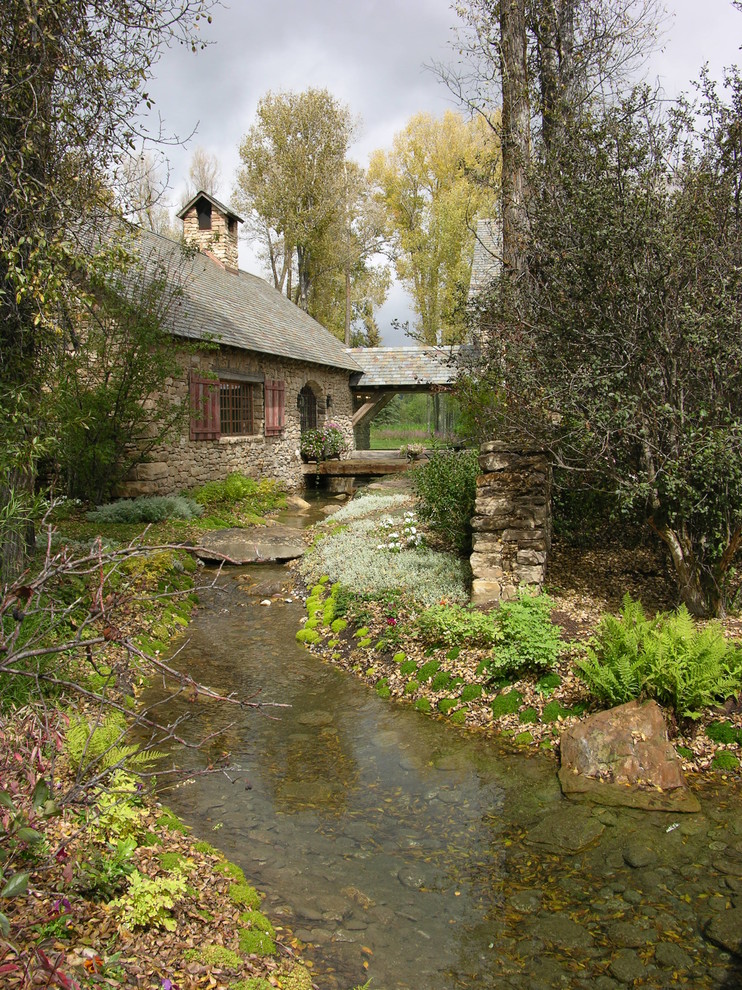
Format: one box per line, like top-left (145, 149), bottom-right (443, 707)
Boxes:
top-left (526, 806), bottom-right (605, 853)
top-left (705, 906), bottom-right (742, 956)
top-left (558, 700), bottom-right (701, 812)
top-left (196, 525), bottom-right (306, 564)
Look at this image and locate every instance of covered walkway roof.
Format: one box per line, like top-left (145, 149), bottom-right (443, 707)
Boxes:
top-left (346, 345), bottom-right (477, 391)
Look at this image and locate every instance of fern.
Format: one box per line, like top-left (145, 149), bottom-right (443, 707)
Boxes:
top-left (65, 712), bottom-right (165, 776)
top-left (578, 595), bottom-right (742, 717)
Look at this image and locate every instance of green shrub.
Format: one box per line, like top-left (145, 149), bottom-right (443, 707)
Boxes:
top-left (486, 593), bottom-right (562, 679)
top-left (87, 495), bottom-right (203, 524)
top-left (114, 870), bottom-right (187, 931)
top-left (577, 595), bottom-right (742, 718)
top-left (490, 690), bottom-right (523, 718)
top-left (412, 448), bottom-right (479, 554)
top-left (417, 604), bottom-right (498, 648)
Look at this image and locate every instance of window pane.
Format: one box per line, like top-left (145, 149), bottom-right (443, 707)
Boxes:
top-left (220, 381), bottom-right (254, 436)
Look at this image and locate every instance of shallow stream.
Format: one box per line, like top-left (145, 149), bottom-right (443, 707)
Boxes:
top-left (151, 509), bottom-right (742, 990)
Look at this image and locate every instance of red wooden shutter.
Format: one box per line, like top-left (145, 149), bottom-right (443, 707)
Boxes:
top-left (189, 373), bottom-right (221, 440)
top-left (264, 380), bottom-right (285, 436)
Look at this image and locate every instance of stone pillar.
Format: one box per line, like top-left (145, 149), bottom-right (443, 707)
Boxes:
top-left (470, 441), bottom-right (552, 605)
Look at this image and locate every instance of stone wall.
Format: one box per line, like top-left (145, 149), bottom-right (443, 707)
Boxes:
top-left (118, 345), bottom-right (355, 497)
top-left (470, 441), bottom-right (552, 604)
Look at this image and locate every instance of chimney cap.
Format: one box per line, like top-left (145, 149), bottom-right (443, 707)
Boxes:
top-left (177, 190), bottom-right (244, 224)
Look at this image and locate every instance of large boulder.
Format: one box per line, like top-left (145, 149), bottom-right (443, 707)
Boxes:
top-left (195, 525), bottom-right (306, 564)
top-left (558, 699), bottom-right (701, 812)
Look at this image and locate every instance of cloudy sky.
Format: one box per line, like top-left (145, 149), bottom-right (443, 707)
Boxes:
top-left (145, 0), bottom-right (741, 344)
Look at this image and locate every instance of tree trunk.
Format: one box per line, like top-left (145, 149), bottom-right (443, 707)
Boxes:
top-left (500, 0), bottom-right (531, 278)
top-left (654, 522), bottom-right (722, 619)
top-left (0, 468), bottom-right (35, 585)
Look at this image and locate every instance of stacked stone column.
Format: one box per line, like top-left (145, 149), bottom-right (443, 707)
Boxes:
top-left (470, 441), bottom-right (552, 604)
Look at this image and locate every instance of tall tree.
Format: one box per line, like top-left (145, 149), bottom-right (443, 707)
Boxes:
top-left (480, 78), bottom-right (742, 617)
top-left (445, 0), bottom-right (664, 276)
top-left (185, 146), bottom-right (222, 199)
top-left (234, 89), bottom-right (357, 313)
top-left (120, 150), bottom-right (176, 236)
top-left (0, 0), bottom-right (214, 579)
top-left (369, 110), bottom-right (498, 344)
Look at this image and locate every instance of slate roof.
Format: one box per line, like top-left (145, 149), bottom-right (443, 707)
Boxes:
top-left (130, 227), bottom-right (361, 373)
top-left (347, 346), bottom-right (477, 388)
top-left (469, 219), bottom-right (501, 299)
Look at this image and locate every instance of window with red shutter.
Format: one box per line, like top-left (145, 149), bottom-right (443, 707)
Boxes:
top-left (264, 379), bottom-right (285, 436)
top-left (189, 373), bottom-right (221, 440)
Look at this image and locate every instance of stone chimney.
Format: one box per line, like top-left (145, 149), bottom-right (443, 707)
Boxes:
top-left (177, 191), bottom-right (243, 270)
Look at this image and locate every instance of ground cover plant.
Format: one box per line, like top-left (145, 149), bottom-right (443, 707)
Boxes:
top-left (299, 506), bottom-right (470, 606)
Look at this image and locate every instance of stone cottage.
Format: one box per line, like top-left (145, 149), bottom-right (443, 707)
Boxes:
top-left (118, 191), bottom-right (362, 495)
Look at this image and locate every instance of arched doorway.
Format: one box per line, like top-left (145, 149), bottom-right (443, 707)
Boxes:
top-left (298, 384), bottom-right (318, 433)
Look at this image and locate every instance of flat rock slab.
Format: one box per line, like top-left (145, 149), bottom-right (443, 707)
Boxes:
top-left (195, 525), bottom-right (306, 564)
top-left (705, 907), bottom-right (742, 957)
top-left (558, 700), bottom-right (701, 813)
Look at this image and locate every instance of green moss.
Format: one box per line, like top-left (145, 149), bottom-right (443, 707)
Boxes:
top-left (304, 618), bottom-right (320, 630)
top-left (404, 679), bottom-right (420, 694)
top-left (184, 945), bottom-right (242, 968)
top-left (518, 707), bottom-right (538, 724)
top-left (712, 751), bottom-right (740, 771)
top-left (192, 840), bottom-right (219, 857)
top-left (490, 690), bottom-right (523, 717)
top-left (375, 679), bottom-right (391, 698)
top-left (460, 684), bottom-right (482, 702)
top-left (237, 927), bottom-right (276, 956)
top-left (230, 979), bottom-right (273, 990)
top-left (330, 618), bottom-right (348, 634)
top-left (229, 883), bottom-right (261, 909)
top-left (446, 647), bottom-right (460, 661)
top-left (542, 700), bottom-right (573, 723)
top-left (400, 659), bottom-right (418, 676)
top-left (310, 583), bottom-right (326, 597)
top-left (514, 730), bottom-right (534, 745)
top-left (139, 831), bottom-right (162, 847)
top-left (706, 721), bottom-right (742, 745)
top-left (358, 637), bottom-right (372, 648)
top-left (418, 659), bottom-right (441, 682)
top-left (156, 808), bottom-right (189, 834)
top-left (676, 745), bottom-right (694, 760)
top-left (354, 627), bottom-right (370, 638)
top-left (450, 708), bottom-right (468, 725)
top-left (535, 672), bottom-right (562, 696)
top-left (216, 861), bottom-right (247, 883)
top-left (295, 629), bottom-right (320, 644)
top-left (431, 671), bottom-right (452, 691)
top-left (393, 651), bottom-right (406, 663)
top-left (414, 698), bottom-right (431, 713)
top-left (437, 697), bottom-right (458, 715)
top-left (475, 659), bottom-right (489, 676)
top-left (240, 910), bottom-right (275, 938)
top-left (159, 851), bottom-right (188, 872)
top-left (322, 602), bottom-right (336, 624)
top-left (278, 963), bottom-right (314, 990)
top-left (327, 638), bottom-right (339, 648)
